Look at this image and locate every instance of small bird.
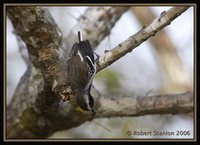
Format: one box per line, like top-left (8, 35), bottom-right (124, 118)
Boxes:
top-left (68, 31), bottom-right (96, 114)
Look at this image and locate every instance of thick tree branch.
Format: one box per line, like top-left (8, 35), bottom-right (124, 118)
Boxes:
top-left (95, 92), bottom-right (193, 118)
top-left (96, 6), bottom-right (190, 71)
top-left (7, 6), bottom-right (73, 101)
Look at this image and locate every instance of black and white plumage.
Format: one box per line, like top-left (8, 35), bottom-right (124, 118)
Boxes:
top-left (68, 31), bottom-right (96, 113)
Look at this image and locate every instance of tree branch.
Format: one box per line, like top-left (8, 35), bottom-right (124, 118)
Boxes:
top-left (7, 6), bottom-right (73, 101)
top-left (96, 6), bottom-right (190, 71)
top-left (95, 92), bottom-right (193, 118)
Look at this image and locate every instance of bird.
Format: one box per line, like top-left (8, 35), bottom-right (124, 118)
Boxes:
top-left (67, 31), bottom-right (96, 114)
